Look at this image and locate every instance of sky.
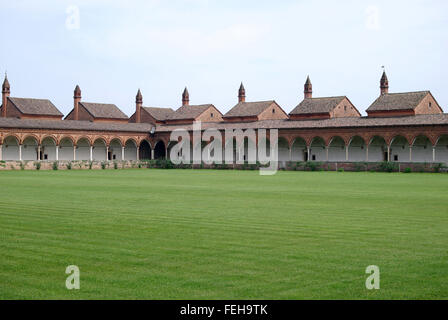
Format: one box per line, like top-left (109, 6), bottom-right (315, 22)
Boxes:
top-left (1, 0), bottom-right (447, 116)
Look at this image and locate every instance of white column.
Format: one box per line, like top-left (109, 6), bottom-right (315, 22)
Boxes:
top-left (19, 144), bottom-right (22, 161)
top-left (387, 145), bottom-right (391, 162)
top-left (345, 145), bottom-right (349, 161)
top-left (56, 145), bottom-right (59, 161)
top-left (151, 149), bottom-right (155, 160)
top-left (73, 146), bottom-right (76, 160)
top-left (409, 146), bottom-right (412, 162)
top-left (326, 147), bottom-right (329, 161)
top-left (307, 147), bottom-right (310, 161)
top-left (106, 146), bottom-right (109, 160)
top-left (89, 146), bottom-right (93, 161)
top-left (37, 145), bottom-right (41, 161)
top-left (289, 147), bottom-right (292, 161)
top-left (366, 145), bottom-right (369, 162)
top-left (137, 147), bottom-right (140, 160)
top-left (122, 146), bottom-right (125, 160)
top-left (433, 146), bottom-right (436, 162)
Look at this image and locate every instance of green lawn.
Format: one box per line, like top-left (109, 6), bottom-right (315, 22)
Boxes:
top-left (0, 169), bottom-right (447, 299)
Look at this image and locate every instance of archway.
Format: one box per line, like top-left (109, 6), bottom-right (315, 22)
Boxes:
top-left (59, 137), bottom-right (74, 161)
top-left (110, 139), bottom-right (122, 161)
top-left (390, 136), bottom-right (410, 162)
top-left (412, 135), bottom-right (432, 162)
top-left (277, 137), bottom-right (290, 163)
top-left (291, 137), bottom-right (307, 161)
top-left (22, 136), bottom-right (39, 160)
top-left (139, 140), bottom-right (151, 160)
top-left (41, 136), bottom-right (57, 161)
top-left (93, 138), bottom-right (107, 161)
top-left (435, 135), bottom-right (448, 164)
top-left (328, 136), bottom-right (346, 162)
top-left (348, 136), bottom-right (366, 162)
top-left (3, 136), bottom-right (20, 160)
top-left (309, 137), bottom-right (325, 161)
top-left (368, 136), bottom-right (387, 162)
top-left (76, 138), bottom-right (90, 160)
top-left (124, 139), bottom-right (138, 161)
top-left (154, 141), bottom-right (166, 160)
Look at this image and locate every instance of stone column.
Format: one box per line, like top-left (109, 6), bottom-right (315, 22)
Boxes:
top-left (366, 145), bottom-right (369, 162)
top-left (89, 146), bottom-right (93, 161)
top-left (325, 146), bottom-right (329, 161)
top-left (106, 146), bottom-right (109, 161)
top-left (151, 149), bottom-right (155, 160)
top-left (122, 147), bottom-right (125, 161)
top-left (307, 147), bottom-right (310, 161)
top-left (19, 144), bottom-right (22, 161)
top-left (137, 147), bottom-right (140, 160)
top-left (345, 145), bottom-right (349, 161)
top-left (409, 146), bottom-right (412, 162)
top-left (387, 145), bottom-right (391, 162)
top-left (73, 146), bottom-right (76, 161)
top-left (56, 145), bottom-right (59, 161)
top-left (433, 146), bottom-right (436, 162)
top-left (37, 145), bottom-right (41, 161)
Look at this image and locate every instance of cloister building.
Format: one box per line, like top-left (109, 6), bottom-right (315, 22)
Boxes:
top-left (0, 72), bottom-right (447, 165)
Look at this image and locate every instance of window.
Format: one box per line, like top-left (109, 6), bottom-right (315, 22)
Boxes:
top-left (312, 155), bottom-right (316, 161)
top-left (394, 155), bottom-right (398, 161)
top-left (272, 109), bottom-right (275, 114)
top-left (211, 113), bottom-right (214, 118)
top-left (429, 102), bottom-right (432, 109)
top-left (344, 105), bottom-right (347, 111)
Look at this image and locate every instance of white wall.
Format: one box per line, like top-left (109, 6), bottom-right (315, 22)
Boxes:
top-left (110, 140), bottom-right (122, 161)
top-left (390, 137), bottom-right (410, 162)
top-left (435, 136), bottom-right (448, 163)
top-left (3, 136), bottom-right (20, 160)
top-left (291, 139), bottom-right (306, 161)
top-left (348, 137), bottom-right (366, 162)
top-left (22, 137), bottom-right (38, 161)
top-left (42, 138), bottom-right (57, 161)
top-left (93, 140), bottom-right (107, 161)
top-left (310, 138), bottom-right (326, 161)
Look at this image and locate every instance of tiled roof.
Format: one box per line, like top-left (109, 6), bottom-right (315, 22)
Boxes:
top-left (367, 91), bottom-right (429, 112)
top-left (289, 97), bottom-right (345, 115)
top-left (142, 107), bottom-right (175, 121)
top-left (156, 114), bottom-right (448, 132)
top-left (167, 104), bottom-right (214, 120)
top-left (8, 97), bottom-right (63, 117)
top-left (224, 100), bottom-right (275, 118)
top-left (80, 102), bottom-right (128, 119)
top-left (0, 118), bottom-right (153, 132)
top-left (1, 114), bottom-right (448, 133)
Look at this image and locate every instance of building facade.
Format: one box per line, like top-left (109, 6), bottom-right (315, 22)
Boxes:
top-left (0, 72), bottom-right (447, 164)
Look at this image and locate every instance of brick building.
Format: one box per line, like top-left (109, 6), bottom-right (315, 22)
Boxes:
top-left (0, 72), bottom-right (447, 164)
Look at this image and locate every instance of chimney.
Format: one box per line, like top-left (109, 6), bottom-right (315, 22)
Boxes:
top-left (135, 89), bottom-right (142, 123)
top-left (2, 73), bottom-right (10, 118)
top-left (238, 82), bottom-right (246, 103)
top-left (380, 71), bottom-right (389, 95)
top-left (304, 76), bottom-right (312, 99)
top-left (73, 85), bottom-right (81, 120)
top-left (182, 87), bottom-right (189, 106)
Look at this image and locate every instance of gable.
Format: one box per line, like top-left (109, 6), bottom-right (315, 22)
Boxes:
top-left (257, 102), bottom-right (288, 120)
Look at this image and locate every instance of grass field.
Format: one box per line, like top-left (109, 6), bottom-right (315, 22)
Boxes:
top-left (0, 169), bottom-right (447, 299)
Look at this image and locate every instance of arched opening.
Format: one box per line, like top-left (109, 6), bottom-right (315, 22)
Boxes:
top-left (277, 137), bottom-right (290, 163)
top-left (348, 136), bottom-right (366, 162)
top-left (59, 137), bottom-right (74, 161)
top-left (309, 137), bottom-right (325, 161)
top-left (76, 138), bottom-right (90, 160)
top-left (291, 137), bottom-right (307, 161)
top-left (3, 136), bottom-right (20, 160)
top-left (154, 141), bottom-right (166, 160)
top-left (368, 136), bottom-right (387, 162)
top-left (435, 135), bottom-right (448, 164)
top-left (390, 136), bottom-right (410, 162)
top-left (328, 136), bottom-right (346, 162)
top-left (139, 140), bottom-right (151, 160)
top-left (110, 139), bottom-right (122, 161)
top-left (125, 139), bottom-right (138, 161)
top-left (22, 136), bottom-right (39, 160)
top-left (41, 136), bottom-right (57, 161)
top-left (93, 138), bottom-right (107, 161)
top-left (412, 135), bottom-right (432, 162)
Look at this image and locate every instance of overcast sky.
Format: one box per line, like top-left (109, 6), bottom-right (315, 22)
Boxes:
top-left (1, 0), bottom-right (447, 116)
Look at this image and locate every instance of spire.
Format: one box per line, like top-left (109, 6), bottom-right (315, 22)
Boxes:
top-left (182, 87), bottom-right (189, 106)
top-left (380, 70), bottom-right (389, 95)
top-left (238, 82), bottom-right (246, 103)
top-left (136, 88), bottom-right (143, 104)
top-left (304, 75), bottom-right (312, 99)
top-left (74, 84), bottom-right (81, 98)
top-left (2, 73), bottom-right (10, 93)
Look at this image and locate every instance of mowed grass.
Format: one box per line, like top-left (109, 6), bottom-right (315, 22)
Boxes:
top-left (0, 169), bottom-right (447, 300)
